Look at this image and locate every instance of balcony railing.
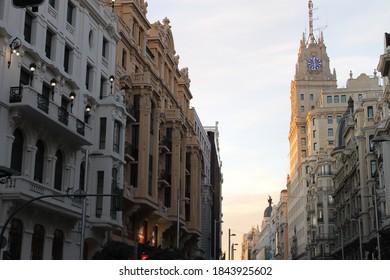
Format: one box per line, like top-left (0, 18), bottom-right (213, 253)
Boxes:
top-left (1, 176), bottom-right (83, 215)
top-left (9, 85), bottom-right (92, 145)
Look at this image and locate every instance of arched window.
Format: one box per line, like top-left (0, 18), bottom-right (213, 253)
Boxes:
top-left (79, 161), bottom-right (85, 191)
top-left (34, 140), bottom-right (45, 183)
top-left (51, 229), bottom-right (64, 260)
top-left (11, 129), bottom-right (24, 173)
top-left (8, 218), bottom-right (23, 260)
top-left (31, 224), bottom-right (45, 259)
top-left (54, 150), bottom-right (63, 190)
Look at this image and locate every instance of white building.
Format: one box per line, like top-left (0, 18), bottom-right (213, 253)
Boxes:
top-left (0, 0), bottom-right (125, 259)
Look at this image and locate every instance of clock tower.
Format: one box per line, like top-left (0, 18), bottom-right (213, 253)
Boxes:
top-left (287, 0), bottom-right (337, 259)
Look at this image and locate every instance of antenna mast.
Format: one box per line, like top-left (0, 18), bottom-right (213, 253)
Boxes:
top-left (308, 0), bottom-right (314, 44)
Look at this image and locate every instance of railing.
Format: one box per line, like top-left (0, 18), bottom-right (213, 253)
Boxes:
top-left (10, 86), bottom-right (22, 103)
top-left (2, 176), bottom-right (83, 211)
top-left (37, 94), bottom-right (49, 113)
top-left (9, 86), bottom-right (91, 142)
top-left (58, 107), bottom-right (69, 125)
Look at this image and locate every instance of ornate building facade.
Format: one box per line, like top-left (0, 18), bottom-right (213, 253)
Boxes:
top-left (0, 0), bottom-right (221, 259)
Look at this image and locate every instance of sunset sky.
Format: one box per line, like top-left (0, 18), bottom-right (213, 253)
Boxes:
top-left (146, 0), bottom-right (390, 258)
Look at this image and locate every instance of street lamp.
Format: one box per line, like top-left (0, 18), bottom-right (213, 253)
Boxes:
top-left (176, 188), bottom-right (189, 249)
top-left (69, 92), bottom-right (76, 113)
top-left (351, 218), bottom-right (363, 260)
top-left (228, 228), bottom-right (236, 260)
top-left (29, 63), bottom-right (36, 86)
top-left (337, 227), bottom-right (344, 260)
top-left (50, 78), bottom-right (57, 100)
top-left (364, 191), bottom-right (381, 260)
top-left (109, 75), bottom-right (115, 94)
top-left (231, 243), bottom-right (238, 260)
top-left (214, 219), bottom-right (223, 259)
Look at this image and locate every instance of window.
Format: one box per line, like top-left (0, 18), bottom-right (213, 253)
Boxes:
top-left (67, 2), bottom-right (75, 25)
top-left (327, 96), bottom-right (332, 103)
top-left (100, 76), bottom-right (106, 99)
top-left (64, 44), bottom-right (72, 73)
top-left (313, 142), bottom-right (317, 151)
top-left (11, 129), bottom-right (24, 173)
top-left (48, 0), bottom-right (56, 8)
top-left (113, 120), bottom-right (121, 153)
top-left (99, 118), bottom-right (107, 149)
top-left (369, 135), bottom-right (374, 152)
top-left (301, 138), bottom-right (306, 145)
top-left (79, 161), bottom-right (85, 191)
top-left (313, 130), bottom-right (316, 138)
top-left (301, 106), bottom-right (304, 112)
top-left (370, 160), bottom-right (377, 178)
top-left (327, 116), bottom-right (333, 124)
top-left (45, 29), bottom-right (54, 59)
top-left (8, 219), bottom-right (23, 260)
top-left (34, 140), bottom-right (45, 183)
top-left (312, 118), bottom-right (316, 126)
top-left (19, 67), bottom-right (30, 86)
top-left (96, 171), bottom-right (104, 217)
top-left (328, 128), bottom-right (333, 137)
top-left (121, 49), bottom-right (127, 69)
top-left (310, 94), bottom-right (314, 101)
top-left (336, 115), bottom-right (341, 123)
top-left (334, 95), bottom-right (339, 103)
top-left (31, 224), bottom-right (44, 260)
top-left (86, 64), bottom-right (93, 90)
top-left (111, 168), bottom-right (118, 219)
top-left (358, 94), bottom-right (363, 102)
top-left (54, 150), bottom-right (63, 191)
top-left (300, 94), bottom-right (304, 100)
top-left (341, 95), bottom-right (346, 103)
top-left (102, 37), bottom-right (108, 59)
top-left (51, 229), bottom-right (63, 260)
top-left (24, 12), bottom-right (33, 44)
top-left (367, 106), bottom-right (374, 119)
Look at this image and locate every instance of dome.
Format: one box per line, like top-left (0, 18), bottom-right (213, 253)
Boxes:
top-left (263, 196), bottom-right (273, 218)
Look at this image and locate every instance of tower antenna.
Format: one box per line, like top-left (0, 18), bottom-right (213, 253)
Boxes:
top-left (308, 0), bottom-right (315, 44)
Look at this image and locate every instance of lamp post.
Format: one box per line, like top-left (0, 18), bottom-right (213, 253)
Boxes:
top-left (231, 243), bottom-right (238, 260)
top-left (339, 227), bottom-right (344, 260)
top-left (364, 191), bottom-right (381, 260)
top-left (214, 219), bottom-right (223, 259)
top-left (228, 228), bottom-right (236, 260)
top-left (351, 218), bottom-right (363, 260)
top-left (79, 149), bottom-right (89, 260)
top-left (176, 187), bottom-right (189, 249)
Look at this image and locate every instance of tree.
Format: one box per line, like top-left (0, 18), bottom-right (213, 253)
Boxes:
top-left (92, 241), bottom-right (132, 260)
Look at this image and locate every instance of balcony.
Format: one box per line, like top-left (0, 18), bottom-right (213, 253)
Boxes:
top-left (1, 176), bottom-right (83, 218)
top-left (9, 86), bottom-right (92, 146)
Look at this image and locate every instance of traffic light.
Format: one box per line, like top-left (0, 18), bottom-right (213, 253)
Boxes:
top-left (12, 0), bottom-right (45, 8)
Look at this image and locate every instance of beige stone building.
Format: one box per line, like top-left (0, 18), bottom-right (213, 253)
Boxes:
top-left (110, 0), bottom-right (215, 259)
top-left (287, 0), bottom-right (385, 259)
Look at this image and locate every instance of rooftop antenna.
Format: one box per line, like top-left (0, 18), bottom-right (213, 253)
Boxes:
top-left (308, 0), bottom-right (315, 44)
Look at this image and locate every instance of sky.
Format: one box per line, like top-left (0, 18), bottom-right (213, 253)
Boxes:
top-left (146, 0), bottom-right (390, 259)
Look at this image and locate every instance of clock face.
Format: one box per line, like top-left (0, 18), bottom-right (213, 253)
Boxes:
top-left (307, 57), bottom-right (322, 71)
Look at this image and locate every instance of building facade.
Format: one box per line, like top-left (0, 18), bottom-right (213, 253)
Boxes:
top-left (0, 0), bottom-right (123, 259)
top-left (287, 1), bottom-right (387, 260)
top-left (0, 0), bottom-right (220, 260)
